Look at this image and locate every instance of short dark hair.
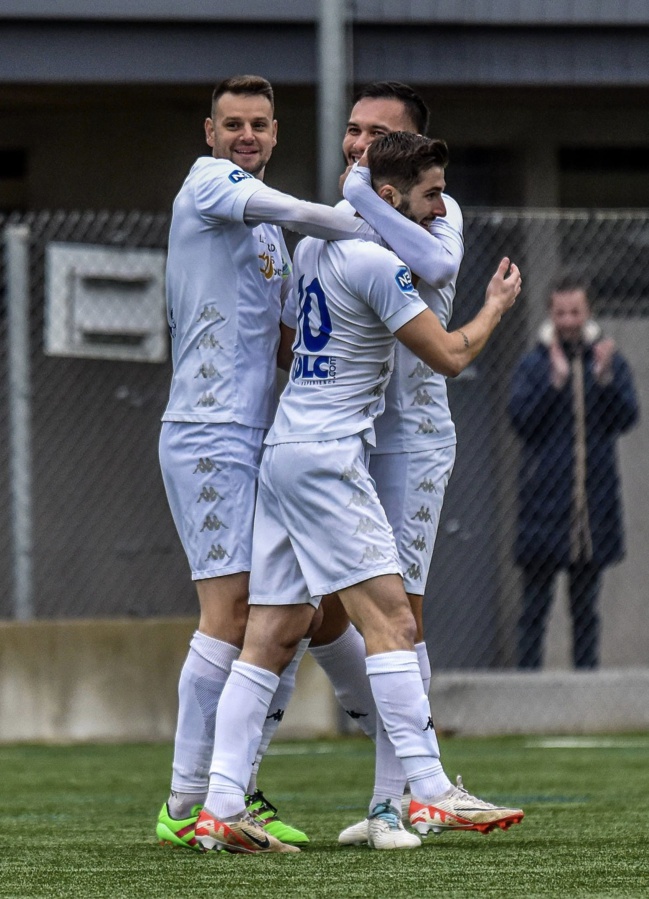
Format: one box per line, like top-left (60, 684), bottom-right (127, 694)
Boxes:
top-left (367, 132), bottom-right (448, 194)
top-left (211, 75), bottom-right (274, 117)
top-left (353, 81), bottom-right (429, 135)
top-left (548, 271), bottom-right (591, 305)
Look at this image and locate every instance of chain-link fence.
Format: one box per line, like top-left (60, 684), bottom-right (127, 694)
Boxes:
top-left (1, 209), bottom-right (647, 670)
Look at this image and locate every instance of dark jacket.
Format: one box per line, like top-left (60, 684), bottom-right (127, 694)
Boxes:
top-left (508, 321), bottom-right (639, 569)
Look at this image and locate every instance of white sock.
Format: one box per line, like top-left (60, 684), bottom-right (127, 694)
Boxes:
top-left (309, 624), bottom-right (376, 739)
top-left (207, 661), bottom-right (280, 819)
top-left (371, 718), bottom-right (407, 813)
top-left (169, 631), bottom-right (240, 815)
top-left (247, 638), bottom-right (310, 794)
top-left (370, 641), bottom-right (434, 811)
top-left (416, 641), bottom-right (432, 696)
top-left (366, 651), bottom-right (451, 801)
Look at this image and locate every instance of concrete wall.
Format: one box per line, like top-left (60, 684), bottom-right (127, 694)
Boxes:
top-left (2, 85), bottom-right (649, 212)
top-left (1, 619), bottom-right (648, 743)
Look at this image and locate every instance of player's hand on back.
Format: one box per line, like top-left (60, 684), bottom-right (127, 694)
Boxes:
top-left (484, 257), bottom-right (521, 318)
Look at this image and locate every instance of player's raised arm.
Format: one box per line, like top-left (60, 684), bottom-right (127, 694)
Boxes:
top-left (395, 258), bottom-right (521, 377)
top-left (243, 185), bottom-right (378, 242)
top-left (343, 161), bottom-right (463, 288)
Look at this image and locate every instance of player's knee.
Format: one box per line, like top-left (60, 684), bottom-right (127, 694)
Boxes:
top-left (390, 603), bottom-right (417, 646)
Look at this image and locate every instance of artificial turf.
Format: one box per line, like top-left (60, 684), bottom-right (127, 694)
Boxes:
top-left (1, 735), bottom-right (648, 898)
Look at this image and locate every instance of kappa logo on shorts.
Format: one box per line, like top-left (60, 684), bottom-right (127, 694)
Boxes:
top-left (348, 491), bottom-right (371, 508)
top-left (194, 362), bottom-right (222, 380)
top-left (410, 361), bottom-right (434, 379)
top-left (206, 543), bottom-right (231, 561)
top-left (355, 517), bottom-right (378, 535)
top-left (196, 392), bottom-right (218, 407)
top-left (371, 383), bottom-right (385, 397)
top-left (379, 361), bottom-right (392, 378)
top-left (197, 486), bottom-right (225, 503)
top-left (395, 265), bottom-right (415, 293)
top-left (340, 465), bottom-right (362, 482)
top-left (412, 388), bottom-right (434, 407)
top-left (197, 305), bottom-right (226, 324)
top-left (410, 535), bottom-right (427, 551)
top-left (361, 546), bottom-right (387, 563)
top-left (407, 563), bottom-right (423, 581)
top-left (412, 506), bottom-right (433, 522)
top-left (416, 419), bottom-right (440, 435)
top-left (417, 479), bottom-right (437, 493)
top-left (194, 458), bottom-right (222, 474)
top-left (197, 333), bottom-right (223, 350)
top-left (201, 514), bottom-right (229, 532)
top-left (229, 168), bottom-right (254, 183)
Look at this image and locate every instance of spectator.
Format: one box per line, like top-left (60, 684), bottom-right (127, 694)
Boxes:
top-left (509, 274), bottom-right (639, 669)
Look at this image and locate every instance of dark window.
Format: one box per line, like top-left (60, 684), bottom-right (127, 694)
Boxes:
top-left (0, 149), bottom-right (28, 180)
top-left (560, 147), bottom-right (649, 173)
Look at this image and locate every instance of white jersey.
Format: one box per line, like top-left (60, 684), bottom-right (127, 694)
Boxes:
top-left (162, 156), bottom-right (290, 428)
top-left (342, 165), bottom-right (464, 453)
top-left (267, 237), bottom-right (427, 446)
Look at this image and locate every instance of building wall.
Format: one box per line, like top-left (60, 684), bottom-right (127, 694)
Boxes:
top-left (2, 85), bottom-right (649, 212)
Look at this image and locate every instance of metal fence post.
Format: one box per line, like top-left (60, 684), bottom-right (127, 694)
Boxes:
top-left (5, 223), bottom-right (34, 619)
top-left (317, 0), bottom-right (352, 207)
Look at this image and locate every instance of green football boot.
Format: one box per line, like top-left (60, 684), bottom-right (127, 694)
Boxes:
top-left (156, 802), bottom-right (203, 851)
top-left (245, 790), bottom-right (309, 845)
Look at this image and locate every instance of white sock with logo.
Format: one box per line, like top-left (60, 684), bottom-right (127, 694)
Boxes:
top-left (247, 638), bottom-right (311, 794)
top-left (370, 641), bottom-right (434, 811)
top-left (309, 624), bottom-right (376, 739)
top-left (168, 631), bottom-right (240, 818)
top-left (365, 651), bottom-right (451, 802)
top-left (207, 661), bottom-right (280, 820)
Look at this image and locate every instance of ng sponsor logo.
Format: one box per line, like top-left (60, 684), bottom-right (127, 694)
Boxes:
top-left (229, 169), bottom-right (253, 183)
top-left (395, 265), bottom-right (415, 293)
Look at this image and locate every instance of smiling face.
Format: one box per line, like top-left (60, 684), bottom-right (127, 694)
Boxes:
top-left (342, 97), bottom-right (419, 165)
top-left (394, 165), bottom-right (447, 228)
top-left (205, 91), bottom-right (278, 179)
top-left (550, 288), bottom-right (591, 344)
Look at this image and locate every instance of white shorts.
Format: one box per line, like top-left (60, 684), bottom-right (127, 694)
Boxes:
top-left (159, 421), bottom-right (265, 580)
top-left (249, 436), bottom-right (402, 607)
top-left (369, 444), bottom-right (456, 595)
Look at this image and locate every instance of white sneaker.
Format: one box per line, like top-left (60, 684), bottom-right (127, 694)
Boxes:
top-left (409, 775), bottom-right (524, 836)
top-left (368, 800), bottom-right (421, 850)
top-left (338, 817), bottom-right (369, 845)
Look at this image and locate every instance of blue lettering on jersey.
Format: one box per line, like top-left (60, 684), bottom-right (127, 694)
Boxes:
top-left (229, 169), bottom-right (253, 183)
top-left (292, 354), bottom-right (336, 382)
top-left (395, 266), bottom-right (415, 293)
top-left (295, 275), bottom-right (332, 353)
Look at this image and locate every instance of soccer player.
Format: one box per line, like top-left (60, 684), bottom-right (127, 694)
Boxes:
top-left (305, 82), bottom-right (467, 848)
top-left (194, 132), bottom-right (524, 854)
top-left (156, 74), bottom-right (380, 851)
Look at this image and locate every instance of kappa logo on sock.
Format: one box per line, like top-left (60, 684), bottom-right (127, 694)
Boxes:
top-left (423, 716), bottom-right (435, 731)
top-left (266, 709), bottom-right (284, 722)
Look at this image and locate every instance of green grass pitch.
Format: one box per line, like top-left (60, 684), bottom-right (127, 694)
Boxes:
top-left (1, 735), bottom-right (648, 898)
